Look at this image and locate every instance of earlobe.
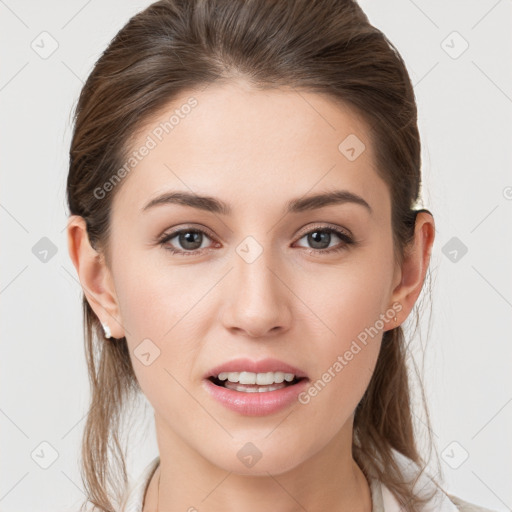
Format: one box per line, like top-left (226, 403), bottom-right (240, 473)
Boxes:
top-left (66, 215), bottom-right (124, 339)
top-left (389, 211), bottom-right (435, 326)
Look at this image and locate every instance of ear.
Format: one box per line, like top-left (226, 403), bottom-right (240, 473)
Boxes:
top-left (388, 211), bottom-right (435, 327)
top-left (66, 215), bottom-right (125, 339)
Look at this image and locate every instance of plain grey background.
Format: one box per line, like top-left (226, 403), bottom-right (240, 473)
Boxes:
top-left (1, 0), bottom-right (511, 511)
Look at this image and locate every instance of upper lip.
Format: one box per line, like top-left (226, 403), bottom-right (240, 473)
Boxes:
top-left (205, 357), bottom-right (308, 380)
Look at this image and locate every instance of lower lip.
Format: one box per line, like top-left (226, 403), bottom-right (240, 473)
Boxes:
top-left (203, 378), bottom-right (309, 416)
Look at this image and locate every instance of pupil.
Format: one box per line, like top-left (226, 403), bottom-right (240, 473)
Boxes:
top-left (180, 231), bottom-right (202, 250)
top-left (309, 230), bottom-right (330, 249)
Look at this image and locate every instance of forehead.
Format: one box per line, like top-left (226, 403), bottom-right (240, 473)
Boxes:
top-left (112, 80), bottom-right (389, 219)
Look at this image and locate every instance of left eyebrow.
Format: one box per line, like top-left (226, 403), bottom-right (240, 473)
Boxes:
top-left (141, 189), bottom-right (372, 216)
top-left (285, 189), bottom-right (372, 215)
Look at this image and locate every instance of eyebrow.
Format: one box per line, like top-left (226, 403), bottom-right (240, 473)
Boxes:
top-left (141, 189), bottom-right (372, 216)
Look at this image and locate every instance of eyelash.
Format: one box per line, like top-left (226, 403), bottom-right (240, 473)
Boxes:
top-left (156, 224), bottom-right (356, 257)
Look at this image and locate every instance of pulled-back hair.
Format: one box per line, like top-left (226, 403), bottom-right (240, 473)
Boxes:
top-left (66, 1), bottom-right (441, 510)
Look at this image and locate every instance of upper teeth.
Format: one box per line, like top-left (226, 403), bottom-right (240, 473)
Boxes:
top-left (217, 371), bottom-right (296, 385)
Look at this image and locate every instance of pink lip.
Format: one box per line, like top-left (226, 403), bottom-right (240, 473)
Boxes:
top-left (202, 377), bottom-right (309, 416)
top-left (204, 357), bottom-right (308, 379)
top-left (202, 357), bottom-right (309, 416)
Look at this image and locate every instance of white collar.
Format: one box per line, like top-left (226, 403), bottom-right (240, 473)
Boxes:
top-left (370, 449), bottom-right (458, 512)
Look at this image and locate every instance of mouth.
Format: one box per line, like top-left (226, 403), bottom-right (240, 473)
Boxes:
top-left (204, 358), bottom-right (309, 393)
top-left (207, 372), bottom-right (307, 393)
top-left (203, 363), bottom-right (310, 416)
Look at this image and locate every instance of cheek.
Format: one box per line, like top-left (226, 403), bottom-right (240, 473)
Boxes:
top-left (292, 249), bottom-right (392, 409)
top-left (111, 255), bottom-right (201, 394)
top-left (293, 250), bottom-right (394, 352)
top-left (114, 251), bottom-right (196, 340)
top-left (295, 277), bottom-right (384, 441)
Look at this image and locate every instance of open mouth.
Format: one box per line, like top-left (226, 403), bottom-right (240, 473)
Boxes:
top-left (208, 375), bottom-right (306, 393)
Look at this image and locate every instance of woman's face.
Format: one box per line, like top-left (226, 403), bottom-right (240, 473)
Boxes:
top-left (107, 80), bottom-right (402, 475)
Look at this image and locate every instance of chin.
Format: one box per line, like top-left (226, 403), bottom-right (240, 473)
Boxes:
top-left (204, 439), bottom-right (309, 477)
top-left (227, 455), bottom-right (303, 477)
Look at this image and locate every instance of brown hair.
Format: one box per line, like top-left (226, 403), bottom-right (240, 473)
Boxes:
top-left (66, 0), bottom-right (443, 510)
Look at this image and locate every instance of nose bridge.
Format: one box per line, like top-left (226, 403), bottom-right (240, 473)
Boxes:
top-left (221, 233), bottom-right (291, 337)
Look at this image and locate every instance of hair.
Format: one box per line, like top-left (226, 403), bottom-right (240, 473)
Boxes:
top-left (66, 1), bottom-right (444, 510)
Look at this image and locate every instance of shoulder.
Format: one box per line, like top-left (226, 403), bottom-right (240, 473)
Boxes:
top-left (446, 493), bottom-right (498, 512)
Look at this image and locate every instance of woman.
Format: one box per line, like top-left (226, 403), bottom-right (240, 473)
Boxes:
top-left (66, 0), bottom-right (496, 510)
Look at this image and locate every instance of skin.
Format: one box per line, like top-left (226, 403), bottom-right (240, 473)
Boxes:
top-left (67, 79), bottom-right (435, 512)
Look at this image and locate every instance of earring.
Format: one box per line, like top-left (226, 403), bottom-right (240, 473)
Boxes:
top-left (101, 322), bottom-right (112, 339)
top-left (394, 316), bottom-right (398, 325)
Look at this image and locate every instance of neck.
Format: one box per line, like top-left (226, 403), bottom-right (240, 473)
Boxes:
top-left (144, 416), bottom-right (372, 512)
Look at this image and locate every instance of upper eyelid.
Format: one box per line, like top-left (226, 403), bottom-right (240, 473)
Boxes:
top-left (159, 223), bottom-right (215, 240)
top-left (296, 222), bottom-right (352, 239)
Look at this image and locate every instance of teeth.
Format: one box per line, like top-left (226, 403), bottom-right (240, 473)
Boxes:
top-left (224, 381), bottom-right (288, 392)
top-left (217, 371), bottom-right (296, 385)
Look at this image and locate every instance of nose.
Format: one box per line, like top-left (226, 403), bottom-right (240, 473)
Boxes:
top-left (220, 243), bottom-right (292, 339)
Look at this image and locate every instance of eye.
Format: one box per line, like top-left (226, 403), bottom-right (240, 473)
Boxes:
top-left (294, 224), bottom-right (355, 255)
top-left (157, 224), bottom-right (355, 256)
top-left (157, 227), bottom-right (218, 256)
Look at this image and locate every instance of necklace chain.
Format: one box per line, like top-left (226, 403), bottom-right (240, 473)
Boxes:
top-left (156, 470), bottom-right (161, 512)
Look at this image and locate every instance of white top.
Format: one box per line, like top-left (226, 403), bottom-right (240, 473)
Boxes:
top-left (118, 449), bottom-right (495, 512)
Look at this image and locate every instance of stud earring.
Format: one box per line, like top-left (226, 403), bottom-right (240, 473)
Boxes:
top-left (101, 322), bottom-right (112, 339)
